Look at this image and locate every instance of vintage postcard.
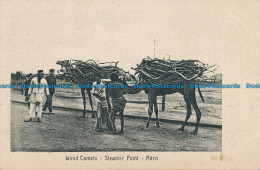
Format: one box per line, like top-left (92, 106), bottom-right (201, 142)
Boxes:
top-left (0, 0), bottom-right (259, 169)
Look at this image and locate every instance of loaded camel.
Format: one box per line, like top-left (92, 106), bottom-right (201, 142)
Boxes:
top-left (56, 60), bottom-right (95, 118)
top-left (131, 58), bottom-right (217, 135)
top-left (56, 59), bottom-right (139, 131)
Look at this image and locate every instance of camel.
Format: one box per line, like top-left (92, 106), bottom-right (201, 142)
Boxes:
top-left (56, 60), bottom-right (140, 130)
top-left (130, 57), bottom-right (218, 135)
top-left (56, 60), bottom-right (95, 118)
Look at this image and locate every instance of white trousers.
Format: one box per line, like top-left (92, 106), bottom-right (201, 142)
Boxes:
top-left (29, 102), bottom-right (42, 118)
top-left (96, 103), bottom-right (102, 118)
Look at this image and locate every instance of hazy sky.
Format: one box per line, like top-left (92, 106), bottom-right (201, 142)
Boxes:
top-left (3, 0), bottom-right (256, 75)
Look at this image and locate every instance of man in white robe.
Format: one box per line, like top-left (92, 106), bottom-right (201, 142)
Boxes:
top-left (25, 70), bottom-right (50, 122)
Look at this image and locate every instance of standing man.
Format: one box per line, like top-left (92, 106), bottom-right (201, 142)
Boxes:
top-left (43, 69), bottom-right (56, 113)
top-left (25, 70), bottom-right (50, 122)
top-left (91, 73), bottom-right (108, 132)
top-left (22, 73), bottom-right (33, 109)
top-left (107, 73), bottom-right (127, 134)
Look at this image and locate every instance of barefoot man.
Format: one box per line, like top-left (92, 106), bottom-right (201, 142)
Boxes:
top-left (107, 73), bottom-right (127, 134)
top-left (25, 70), bottom-right (50, 122)
top-left (91, 73), bottom-right (108, 131)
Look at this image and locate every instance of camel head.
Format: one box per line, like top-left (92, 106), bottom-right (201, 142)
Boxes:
top-left (56, 60), bottom-right (72, 73)
top-left (56, 60), bottom-right (70, 68)
top-left (56, 60), bottom-right (77, 81)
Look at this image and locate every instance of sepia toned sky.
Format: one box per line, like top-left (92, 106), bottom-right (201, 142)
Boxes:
top-left (2, 0), bottom-right (258, 75)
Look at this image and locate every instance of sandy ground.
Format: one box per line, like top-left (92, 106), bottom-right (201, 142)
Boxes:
top-left (11, 102), bottom-right (221, 152)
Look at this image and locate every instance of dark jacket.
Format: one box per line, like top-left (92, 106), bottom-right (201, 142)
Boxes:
top-left (23, 78), bottom-right (31, 96)
top-left (46, 75), bottom-right (57, 94)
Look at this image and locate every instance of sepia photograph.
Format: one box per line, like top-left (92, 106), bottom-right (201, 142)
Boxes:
top-left (10, 57), bottom-right (222, 152)
top-left (0, 0), bottom-right (259, 169)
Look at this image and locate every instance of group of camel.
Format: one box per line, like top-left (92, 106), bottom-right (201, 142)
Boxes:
top-left (56, 60), bottom-right (204, 135)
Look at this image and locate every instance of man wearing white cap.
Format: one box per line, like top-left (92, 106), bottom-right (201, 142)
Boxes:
top-left (25, 70), bottom-right (50, 122)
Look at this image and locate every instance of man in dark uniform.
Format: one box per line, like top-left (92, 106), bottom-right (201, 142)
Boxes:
top-left (107, 73), bottom-right (127, 134)
top-left (23, 73), bottom-right (33, 109)
top-left (43, 69), bottom-right (56, 113)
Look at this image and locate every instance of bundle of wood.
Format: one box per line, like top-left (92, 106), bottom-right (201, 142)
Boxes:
top-left (69, 59), bottom-right (134, 82)
top-left (132, 57), bottom-right (217, 84)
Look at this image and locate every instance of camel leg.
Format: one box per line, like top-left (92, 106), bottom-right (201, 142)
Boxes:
top-left (81, 88), bottom-right (87, 117)
top-left (87, 89), bottom-right (95, 118)
top-left (190, 100), bottom-right (201, 135)
top-left (154, 95), bottom-right (160, 128)
top-left (119, 111), bottom-right (124, 134)
top-left (146, 90), bottom-right (154, 128)
top-left (179, 99), bottom-right (192, 131)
